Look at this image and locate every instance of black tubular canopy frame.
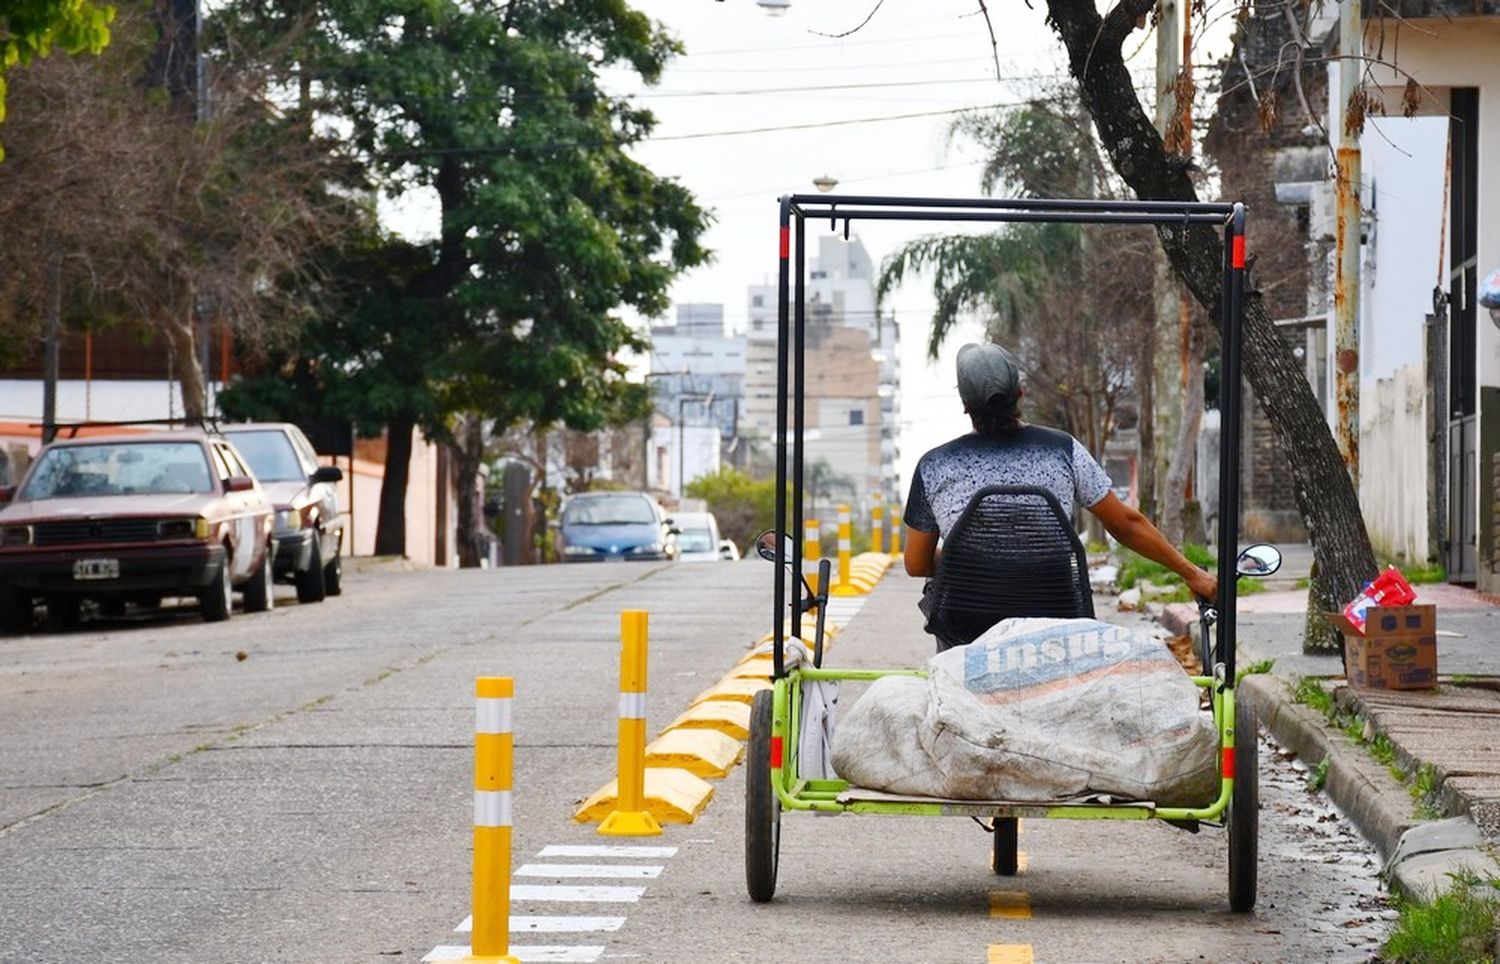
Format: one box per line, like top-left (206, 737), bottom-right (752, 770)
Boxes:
top-left (770, 194), bottom-right (1249, 681)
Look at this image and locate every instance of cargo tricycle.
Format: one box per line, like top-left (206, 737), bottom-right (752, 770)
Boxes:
top-left (747, 194), bottom-right (1276, 913)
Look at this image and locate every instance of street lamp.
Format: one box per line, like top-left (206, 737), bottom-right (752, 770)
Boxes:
top-left (812, 174), bottom-right (839, 192)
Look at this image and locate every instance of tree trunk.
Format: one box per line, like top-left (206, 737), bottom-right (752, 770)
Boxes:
top-left (1042, 0), bottom-right (1375, 653)
top-left (453, 414), bottom-right (489, 568)
top-left (1137, 305), bottom-right (1157, 517)
top-left (165, 313), bottom-right (207, 422)
top-left (1162, 320), bottom-right (1204, 544)
top-left (375, 414), bottom-right (414, 557)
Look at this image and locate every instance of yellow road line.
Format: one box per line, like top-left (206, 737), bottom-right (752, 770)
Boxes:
top-left (1017, 851), bottom-right (1028, 872)
top-left (988, 890), bottom-right (1032, 919)
top-left (987, 944), bottom-right (1035, 963)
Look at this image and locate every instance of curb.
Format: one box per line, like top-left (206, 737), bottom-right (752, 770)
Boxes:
top-left (1147, 603), bottom-right (1499, 905)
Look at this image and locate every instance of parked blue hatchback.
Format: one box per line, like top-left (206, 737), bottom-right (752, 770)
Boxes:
top-left (557, 492), bottom-right (678, 562)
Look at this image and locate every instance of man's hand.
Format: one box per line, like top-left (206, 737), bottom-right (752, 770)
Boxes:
top-left (1186, 568), bottom-right (1218, 603)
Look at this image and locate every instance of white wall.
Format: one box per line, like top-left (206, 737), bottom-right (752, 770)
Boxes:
top-left (1360, 365), bottom-right (1430, 561)
top-left (648, 424), bottom-right (719, 496)
top-left (1361, 116), bottom-right (1450, 384)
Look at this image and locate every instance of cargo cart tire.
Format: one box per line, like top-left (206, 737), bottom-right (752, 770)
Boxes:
top-left (991, 817), bottom-right (1019, 876)
top-left (1228, 693), bottom-right (1259, 913)
top-left (746, 689), bottom-right (780, 902)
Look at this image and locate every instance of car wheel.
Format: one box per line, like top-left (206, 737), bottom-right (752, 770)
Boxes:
top-left (200, 556), bottom-right (232, 623)
top-left (45, 595), bottom-right (82, 632)
top-left (296, 539), bottom-right (327, 604)
top-left (0, 590), bottom-right (33, 634)
top-left (243, 545), bottom-right (274, 614)
top-left (323, 537), bottom-right (343, 597)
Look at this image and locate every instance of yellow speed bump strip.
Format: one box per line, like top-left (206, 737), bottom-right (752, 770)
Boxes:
top-left (987, 945), bottom-right (1034, 963)
top-left (574, 768), bottom-right (714, 824)
top-left (645, 729), bottom-right (744, 778)
top-left (665, 700), bottom-right (751, 740)
top-left (691, 677), bottom-right (771, 706)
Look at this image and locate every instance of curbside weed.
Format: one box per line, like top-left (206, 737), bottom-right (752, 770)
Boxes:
top-left (1382, 870), bottom-right (1500, 963)
top-left (1308, 756), bottom-right (1330, 791)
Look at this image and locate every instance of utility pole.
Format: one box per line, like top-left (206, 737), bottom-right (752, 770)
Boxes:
top-left (1146, 0), bottom-right (1183, 519)
top-left (1333, 0), bottom-right (1363, 484)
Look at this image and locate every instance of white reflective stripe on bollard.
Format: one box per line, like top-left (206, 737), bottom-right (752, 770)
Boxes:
top-left (475, 789), bottom-right (513, 828)
top-left (476, 697), bottom-right (513, 735)
top-left (617, 692), bottom-right (647, 720)
top-left (838, 540), bottom-right (851, 551)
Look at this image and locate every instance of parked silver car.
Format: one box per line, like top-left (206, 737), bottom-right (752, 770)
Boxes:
top-left (222, 423), bottom-right (345, 603)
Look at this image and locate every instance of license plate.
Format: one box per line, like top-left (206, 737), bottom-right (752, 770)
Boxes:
top-left (73, 558), bottom-right (120, 580)
top-left (603, 555), bottom-right (626, 563)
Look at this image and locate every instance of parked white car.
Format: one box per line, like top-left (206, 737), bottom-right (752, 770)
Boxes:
top-left (674, 511), bottom-right (737, 562)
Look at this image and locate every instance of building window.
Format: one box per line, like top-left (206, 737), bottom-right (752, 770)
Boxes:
top-left (751, 295), bottom-right (764, 307)
top-left (849, 410), bottom-right (864, 426)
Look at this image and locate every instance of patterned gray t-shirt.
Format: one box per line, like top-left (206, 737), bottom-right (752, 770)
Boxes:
top-left (904, 426), bottom-right (1113, 539)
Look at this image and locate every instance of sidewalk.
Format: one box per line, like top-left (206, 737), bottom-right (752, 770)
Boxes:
top-left (1149, 550), bottom-right (1500, 898)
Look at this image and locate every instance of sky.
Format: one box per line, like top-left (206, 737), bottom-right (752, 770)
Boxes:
top-left (383, 0), bottom-right (1216, 494)
top-left (602, 0), bottom-right (1070, 493)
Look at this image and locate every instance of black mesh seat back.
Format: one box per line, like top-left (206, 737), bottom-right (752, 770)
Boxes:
top-left (925, 485), bottom-right (1094, 649)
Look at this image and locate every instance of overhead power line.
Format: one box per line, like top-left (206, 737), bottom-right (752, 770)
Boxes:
top-left (651, 102), bottom-right (1011, 142)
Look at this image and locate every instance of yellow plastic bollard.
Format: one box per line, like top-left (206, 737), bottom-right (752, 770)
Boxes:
top-left (837, 505), bottom-right (852, 589)
top-left (889, 505), bottom-right (902, 557)
top-left (803, 519), bottom-right (821, 598)
top-left (599, 611), bottom-right (662, 836)
top-left (466, 677), bottom-right (519, 963)
top-left (870, 502), bottom-right (884, 560)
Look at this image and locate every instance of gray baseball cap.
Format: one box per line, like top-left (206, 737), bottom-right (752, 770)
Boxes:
top-left (956, 342), bottom-right (1021, 411)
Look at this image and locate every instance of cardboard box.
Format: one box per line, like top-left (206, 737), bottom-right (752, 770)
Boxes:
top-left (1325, 605), bottom-right (1438, 691)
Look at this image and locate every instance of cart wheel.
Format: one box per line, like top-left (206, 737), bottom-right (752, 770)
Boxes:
top-left (1228, 693), bottom-right (1259, 913)
top-left (745, 689), bottom-right (780, 902)
top-left (991, 818), bottom-right (1019, 876)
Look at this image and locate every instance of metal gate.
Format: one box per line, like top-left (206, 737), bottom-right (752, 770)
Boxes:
top-left (1448, 415), bottom-right (1477, 582)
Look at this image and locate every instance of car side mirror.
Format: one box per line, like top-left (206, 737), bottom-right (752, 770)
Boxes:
top-left (226, 475), bottom-right (256, 493)
top-left (669, 527), bottom-right (682, 536)
top-left (0, 486), bottom-right (12, 504)
top-left (311, 465), bottom-right (343, 484)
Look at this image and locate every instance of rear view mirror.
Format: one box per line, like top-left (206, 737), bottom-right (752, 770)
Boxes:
top-left (1235, 544), bottom-right (1282, 577)
top-left (311, 465), bottom-right (343, 484)
top-left (754, 529), bottom-right (795, 563)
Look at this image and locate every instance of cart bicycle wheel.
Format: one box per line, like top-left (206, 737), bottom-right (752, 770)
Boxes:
top-left (746, 689), bottom-right (781, 902)
top-left (990, 818), bottom-right (1019, 876)
top-left (1228, 693), bottom-right (1259, 913)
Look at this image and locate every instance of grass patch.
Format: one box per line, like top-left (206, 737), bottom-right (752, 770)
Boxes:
top-left (1236, 658), bottom-right (1275, 683)
top-left (1410, 763), bottom-right (1446, 819)
top-left (1383, 872), bottom-right (1500, 963)
top-left (1086, 540), bottom-right (1109, 554)
top-left (1389, 560), bottom-right (1447, 585)
top-left (1293, 676), bottom-right (1336, 716)
top-left (1307, 756), bottom-right (1330, 790)
top-left (1294, 576), bottom-right (1311, 590)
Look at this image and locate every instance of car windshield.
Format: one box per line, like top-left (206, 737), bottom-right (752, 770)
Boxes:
top-left (563, 495), bottom-right (656, 526)
top-left (226, 430), bottom-right (305, 482)
top-left (677, 528), bottom-right (715, 552)
top-left (19, 442), bottom-right (214, 500)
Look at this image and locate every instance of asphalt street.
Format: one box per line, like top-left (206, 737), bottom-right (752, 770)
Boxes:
top-left (0, 559), bottom-right (1393, 962)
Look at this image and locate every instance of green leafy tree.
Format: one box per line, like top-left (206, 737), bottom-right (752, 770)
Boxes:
top-left (214, 0), bottom-right (709, 559)
top-left (685, 468), bottom-right (777, 556)
top-left (0, 0), bottom-right (115, 157)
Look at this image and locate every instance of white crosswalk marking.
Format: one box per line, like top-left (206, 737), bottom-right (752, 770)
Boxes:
top-left (454, 915), bottom-right (627, 933)
top-left (511, 884), bottom-right (645, 902)
top-left (515, 863), bottom-right (662, 879)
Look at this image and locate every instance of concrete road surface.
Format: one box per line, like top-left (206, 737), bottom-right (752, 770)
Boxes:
top-left (0, 560), bottom-right (1392, 962)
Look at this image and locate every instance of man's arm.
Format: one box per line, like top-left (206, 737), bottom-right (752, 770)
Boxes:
top-left (1087, 493), bottom-right (1218, 601)
top-left (904, 525), bottom-right (939, 577)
